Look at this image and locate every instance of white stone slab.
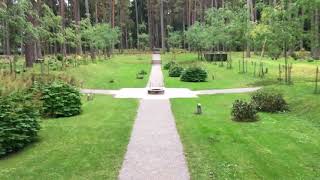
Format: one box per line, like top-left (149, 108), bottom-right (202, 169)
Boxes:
top-left (113, 88), bottom-right (198, 99)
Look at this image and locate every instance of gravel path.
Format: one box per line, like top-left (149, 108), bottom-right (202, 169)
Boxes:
top-left (118, 54), bottom-right (190, 180)
top-left (196, 87), bottom-right (261, 95)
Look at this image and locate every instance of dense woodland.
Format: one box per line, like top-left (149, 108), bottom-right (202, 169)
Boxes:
top-left (0, 0), bottom-right (319, 67)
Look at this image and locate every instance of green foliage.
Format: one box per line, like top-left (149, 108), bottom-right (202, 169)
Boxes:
top-left (251, 4), bottom-right (302, 59)
top-left (251, 89), bottom-right (288, 113)
top-left (167, 27), bottom-right (182, 49)
top-left (231, 100), bottom-right (258, 122)
top-left (138, 33), bottom-right (149, 50)
top-left (164, 61), bottom-right (177, 70)
top-left (185, 22), bottom-right (208, 52)
top-left (64, 22), bottom-right (78, 48)
top-left (291, 49), bottom-right (310, 60)
top-left (39, 4), bottom-right (63, 45)
top-left (0, 92), bottom-right (40, 157)
top-left (169, 66), bottom-right (184, 77)
top-left (40, 82), bottom-right (82, 118)
top-left (181, 67), bottom-right (208, 82)
top-left (267, 47), bottom-right (282, 60)
top-left (138, 70), bottom-right (147, 75)
top-left (56, 54), bottom-right (64, 61)
top-left (4, 0), bottom-right (38, 46)
top-left (92, 23), bottom-right (119, 50)
top-left (81, 18), bottom-right (119, 53)
top-left (137, 23), bottom-right (150, 50)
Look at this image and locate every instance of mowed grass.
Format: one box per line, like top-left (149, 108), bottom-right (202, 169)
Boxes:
top-left (162, 52), bottom-right (319, 90)
top-left (0, 96), bottom-right (138, 180)
top-left (171, 84), bottom-right (320, 179)
top-left (68, 54), bottom-right (151, 89)
top-left (0, 54), bottom-right (151, 94)
top-left (166, 52), bottom-right (320, 179)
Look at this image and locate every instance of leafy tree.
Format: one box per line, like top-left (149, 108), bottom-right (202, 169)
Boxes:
top-left (167, 25), bottom-right (182, 60)
top-left (185, 22), bottom-right (208, 60)
top-left (39, 4), bottom-right (63, 56)
top-left (137, 23), bottom-right (149, 50)
top-left (92, 23), bottom-right (119, 57)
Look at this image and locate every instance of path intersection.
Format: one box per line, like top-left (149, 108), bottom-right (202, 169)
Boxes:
top-left (81, 53), bottom-right (260, 180)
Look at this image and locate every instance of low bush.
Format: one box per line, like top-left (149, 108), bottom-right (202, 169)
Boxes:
top-left (268, 47), bottom-right (282, 60)
top-left (291, 49), bottom-right (310, 60)
top-left (169, 66), bottom-right (184, 77)
top-left (231, 100), bottom-right (258, 122)
top-left (181, 67), bottom-right (207, 82)
top-left (48, 59), bottom-right (61, 71)
top-left (41, 82), bottom-right (82, 118)
top-left (56, 54), bottom-right (64, 61)
top-left (251, 89), bottom-right (288, 113)
top-left (138, 70), bottom-right (148, 75)
top-left (0, 92), bottom-right (40, 157)
top-left (164, 61), bottom-right (176, 70)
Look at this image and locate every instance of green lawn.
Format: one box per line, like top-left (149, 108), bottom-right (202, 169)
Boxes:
top-left (68, 54), bottom-right (151, 89)
top-left (0, 96), bottom-right (138, 180)
top-left (171, 84), bottom-right (320, 179)
top-left (162, 52), bottom-right (319, 90)
top-left (166, 52), bottom-right (320, 179)
top-left (0, 54), bottom-right (151, 94)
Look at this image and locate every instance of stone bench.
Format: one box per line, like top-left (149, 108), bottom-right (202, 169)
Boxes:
top-left (204, 52), bottom-right (228, 62)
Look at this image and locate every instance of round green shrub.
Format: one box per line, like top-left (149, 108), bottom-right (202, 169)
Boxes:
top-left (251, 89), bottom-right (288, 113)
top-left (164, 61), bottom-right (176, 70)
top-left (169, 66), bottom-right (184, 77)
top-left (0, 92), bottom-right (40, 157)
top-left (41, 82), bottom-right (82, 118)
top-left (180, 67), bottom-right (208, 82)
top-left (56, 54), bottom-right (64, 61)
top-left (231, 100), bottom-right (258, 122)
top-left (138, 70), bottom-right (148, 75)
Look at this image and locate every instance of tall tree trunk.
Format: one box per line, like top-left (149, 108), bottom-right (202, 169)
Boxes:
top-left (4, 20), bottom-right (10, 55)
top-left (300, 7), bottom-right (305, 50)
top-left (36, 0), bottom-right (42, 59)
top-left (311, 8), bottom-right (320, 59)
top-left (25, 41), bottom-right (35, 67)
top-left (112, 0), bottom-right (115, 28)
top-left (73, 0), bottom-right (82, 54)
top-left (147, 0), bottom-right (153, 49)
top-left (59, 0), bottom-right (66, 56)
top-left (4, 0), bottom-right (10, 55)
top-left (95, 1), bottom-right (98, 23)
top-left (160, 0), bottom-right (165, 49)
top-left (24, 0), bottom-right (40, 67)
top-left (246, 0), bottom-right (252, 58)
top-left (135, 0), bottom-right (139, 49)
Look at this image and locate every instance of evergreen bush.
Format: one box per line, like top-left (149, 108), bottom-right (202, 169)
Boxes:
top-left (164, 61), bottom-right (177, 70)
top-left (251, 89), bottom-right (288, 113)
top-left (41, 82), bottom-right (82, 117)
top-left (0, 92), bottom-right (40, 157)
top-left (231, 100), bottom-right (258, 122)
top-left (169, 66), bottom-right (184, 77)
top-left (180, 67), bottom-right (207, 82)
top-left (56, 54), bottom-right (64, 61)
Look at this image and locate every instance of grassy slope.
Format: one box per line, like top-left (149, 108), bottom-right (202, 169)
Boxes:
top-left (68, 54), bottom-right (151, 89)
top-left (162, 52), bottom-right (319, 90)
top-left (167, 52), bottom-right (320, 179)
top-left (0, 96), bottom-right (138, 180)
top-left (0, 54), bottom-right (151, 94)
top-left (172, 85), bottom-right (320, 179)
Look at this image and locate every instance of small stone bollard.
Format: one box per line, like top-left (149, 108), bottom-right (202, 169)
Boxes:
top-left (87, 93), bottom-right (94, 101)
top-left (196, 103), bottom-right (202, 115)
